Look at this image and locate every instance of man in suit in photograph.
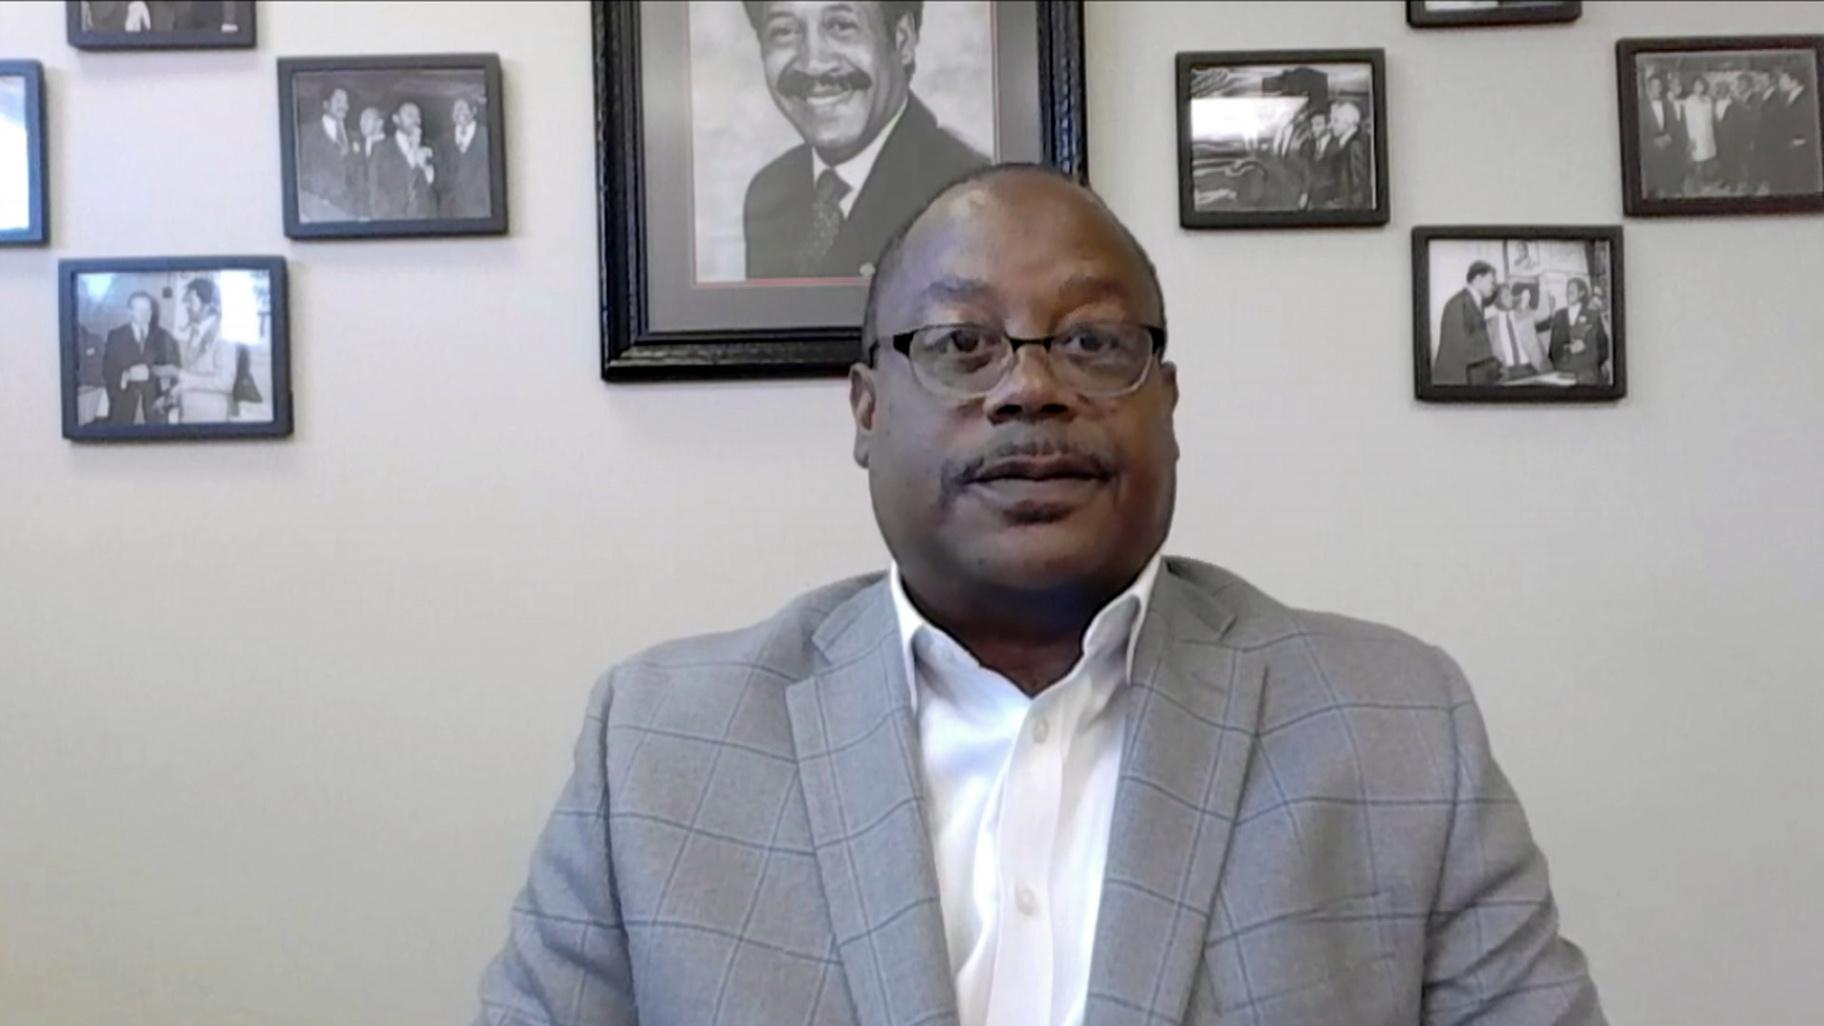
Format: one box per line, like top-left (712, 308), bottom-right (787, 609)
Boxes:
top-left (369, 100), bottom-right (438, 220)
top-left (439, 97), bottom-right (491, 219)
top-left (1547, 277), bottom-right (1610, 385)
top-left (1315, 99), bottom-right (1372, 209)
top-left (1639, 72), bottom-right (1686, 197)
top-left (741, 0), bottom-right (988, 280)
top-left (475, 165), bottom-right (1605, 1026)
top-left (297, 86), bottom-right (357, 222)
top-left (1765, 64), bottom-right (1821, 196)
top-left (101, 291), bottom-right (178, 426)
top-left (1432, 260), bottom-right (1500, 386)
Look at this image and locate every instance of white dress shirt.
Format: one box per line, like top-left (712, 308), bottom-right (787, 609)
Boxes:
top-left (890, 553), bottom-right (1164, 1026)
top-left (810, 97), bottom-right (907, 218)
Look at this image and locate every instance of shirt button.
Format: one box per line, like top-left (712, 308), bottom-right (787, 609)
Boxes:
top-left (1031, 715), bottom-right (1051, 744)
top-left (1015, 886), bottom-right (1039, 916)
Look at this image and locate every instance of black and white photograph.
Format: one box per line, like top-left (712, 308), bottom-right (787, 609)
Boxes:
top-left (597, 0), bottom-right (1086, 379)
top-left (691, 0), bottom-right (995, 283)
top-left (1413, 226), bottom-right (1625, 404)
top-left (0, 60), bottom-right (47, 246)
top-left (66, 0), bottom-right (254, 50)
top-left (1405, 0), bottom-right (1580, 29)
top-left (1619, 37), bottom-right (1824, 217)
top-left (1177, 49), bottom-right (1388, 229)
top-left (61, 256), bottom-right (292, 441)
top-left (278, 54), bottom-right (506, 239)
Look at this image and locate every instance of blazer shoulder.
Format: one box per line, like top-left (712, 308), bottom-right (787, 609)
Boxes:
top-left (1164, 555), bottom-right (1463, 708)
top-left (744, 143), bottom-right (811, 215)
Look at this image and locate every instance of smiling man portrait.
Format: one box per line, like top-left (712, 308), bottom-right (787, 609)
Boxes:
top-left (475, 165), bottom-right (1606, 1026)
top-left (740, 0), bottom-right (988, 279)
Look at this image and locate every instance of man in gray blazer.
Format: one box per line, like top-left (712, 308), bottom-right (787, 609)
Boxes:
top-left (475, 165), bottom-right (1604, 1026)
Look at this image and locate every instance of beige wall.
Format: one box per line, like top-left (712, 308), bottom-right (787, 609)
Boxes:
top-left (1, 2), bottom-right (1820, 1024)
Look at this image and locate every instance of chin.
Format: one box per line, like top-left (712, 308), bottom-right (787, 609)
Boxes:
top-left (965, 530), bottom-right (1127, 591)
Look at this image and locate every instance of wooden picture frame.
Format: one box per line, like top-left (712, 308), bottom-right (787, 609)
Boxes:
top-left (595, 0), bottom-right (1088, 382)
top-left (0, 60), bottom-right (48, 246)
top-left (66, 0), bottom-right (256, 51)
top-left (1617, 35), bottom-right (1824, 218)
top-left (60, 255), bottom-right (293, 441)
top-left (1405, 1), bottom-right (1581, 29)
top-left (1177, 48), bottom-right (1389, 230)
top-left (1413, 225), bottom-right (1625, 404)
top-left (278, 53), bottom-right (508, 240)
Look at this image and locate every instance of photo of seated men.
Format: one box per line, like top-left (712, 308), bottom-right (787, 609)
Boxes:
top-left (72, 271), bottom-right (274, 427)
top-left (1186, 62), bottom-right (1375, 213)
top-left (293, 71), bottom-right (492, 223)
top-left (689, 1), bottom-right (993, 282)
top-left (77, 0), bottom-right (245, 34)
top-left (1637, 53), bottom-right (1822, 201)
top-left (1428, 239), bottom-right (1614, 388)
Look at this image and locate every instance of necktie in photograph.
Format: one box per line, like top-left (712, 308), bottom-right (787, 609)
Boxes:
top-left (800, 169), bottom-right (850, 274)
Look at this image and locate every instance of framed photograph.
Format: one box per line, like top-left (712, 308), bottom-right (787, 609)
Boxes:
top-left (1405, 1), bottom-right (1580, 29)
top-left (596, 0), bottom-right (1087, 381)
top-left (60, 256), bottom-right (292, 441)
top-left (67, 1), bottom-right (255, 50)
top-left (1177, 49), bottom-right (1388, 230)
top-left (1413, 226), bottom-right (1624, 403)
top-left (278, 54), bottom-right (506, 239)
top-left (1618, 36), bottom-right (1823, 217)
top-left (0, 60), bottom-right (47, 246)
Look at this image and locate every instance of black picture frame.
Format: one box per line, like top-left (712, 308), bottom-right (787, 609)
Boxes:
top-left (60, 255), bottom-right (293, 441)
top-left (277, 53), bottom-right (508, 240)
top-left (0, 60), bottom-right (48, 246)
top-left (66, 0), bottom-right (256, 51)
top-left (1176, 48), bottom-right (1390, 231)
top-left (1617, 35), bottom-right (1824, 218)
top-left (1412, 225), bottom-right (1625, 404)
top-left (595, 0), bottom-right (1088, 382)
top-left (1405, 1), bottom-right (1580, 29)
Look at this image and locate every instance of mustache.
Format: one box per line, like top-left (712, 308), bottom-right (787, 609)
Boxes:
top-left (948, 439), bottom-right (1117, 490)
top-left (777, 67), bottom-right (873, 98)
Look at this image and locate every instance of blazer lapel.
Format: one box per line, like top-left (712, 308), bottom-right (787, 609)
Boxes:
top-left (787, 581), bottom-right (959, 1026)
top-left (1085, 567), bottom-right (1264, 1026)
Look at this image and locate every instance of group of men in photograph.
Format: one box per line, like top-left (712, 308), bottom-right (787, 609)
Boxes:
top-left (1286, 100), bottom-right (1373, 209)
top-left (296, 86), bottom-right (490, 223)
top-left (1433, 260), bottom-right (1612, 387)
top-left (79, 0), bottom-right (241, 33)
top-left (1639, 62), bottom-right (1820, 199)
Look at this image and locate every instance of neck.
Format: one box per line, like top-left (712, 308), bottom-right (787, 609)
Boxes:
top-left (899, 567), bottom-right (1129, 696)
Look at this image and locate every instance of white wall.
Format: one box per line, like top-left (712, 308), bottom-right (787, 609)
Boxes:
top-left (0, 2), bottom-right (1819, 1024)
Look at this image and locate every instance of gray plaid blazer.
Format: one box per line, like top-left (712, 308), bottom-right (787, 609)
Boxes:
top-left (475, 558), bottom-right (1604, 1026)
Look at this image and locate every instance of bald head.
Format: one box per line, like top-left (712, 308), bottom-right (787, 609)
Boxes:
top-left (862, 164), bottom-right (1164, 351)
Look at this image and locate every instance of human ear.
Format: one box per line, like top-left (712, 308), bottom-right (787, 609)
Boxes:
top-left (849, 362), bottom-right (878, 469)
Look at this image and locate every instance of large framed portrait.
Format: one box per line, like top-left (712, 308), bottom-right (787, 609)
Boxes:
top-left (1405, 1), bottom-right (1580, 29)
top-left (0, 60), bottom-right (47, 246)
top-left (596, 0), bottom-right (1087, 381)
top-left (1618, 36), bottom-right (1824, 217)
top-left (1413, 226), bottom-right (1624, 404)
top-left (60, 256), bottom-right (292, 441)
top-left (278, 54), bottom-right (507, 239)
top-left (66, 1), bottom-right (255, 50)
top-left (1176, 49), bottom-right (1389, 230)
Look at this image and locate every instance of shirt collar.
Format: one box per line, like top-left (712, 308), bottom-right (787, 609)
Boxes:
top-left (888, 551), bottom-right (1166, 709)
top-left (322, 114), bottom-right (343, 140)
top-left (811, 96), bottom-right (908, 207)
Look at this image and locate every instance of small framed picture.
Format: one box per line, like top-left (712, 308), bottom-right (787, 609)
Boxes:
top-left (1618, 36), bottom-right (1824, 217)
top-left (0, 60), bottom-right (48, 246)
top-left (61, 256), bottom-right (292, 441)
top-left (1406, 1), bottom-right (1580, 29)
top-left (1177, 49), bottom-right (1388, 230)
top-left (278, 54), bottom-right (507, 239)
top-left (1413, 226), bottom-right (1625, 403)
top-left (596, 0), bottom-right (1087, 380)
top-left (67, 1), bottom-right (255, 50)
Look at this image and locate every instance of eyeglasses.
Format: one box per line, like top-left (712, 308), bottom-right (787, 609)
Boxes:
top-left (874, 322), bottom-right (1167, 400)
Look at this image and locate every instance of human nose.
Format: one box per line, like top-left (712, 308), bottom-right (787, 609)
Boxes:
top-left (980, 343), bottom-right (1079, 423)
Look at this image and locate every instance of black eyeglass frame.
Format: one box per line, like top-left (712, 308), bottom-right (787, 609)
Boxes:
top-left (870, 323), bottom-right (1168, 398)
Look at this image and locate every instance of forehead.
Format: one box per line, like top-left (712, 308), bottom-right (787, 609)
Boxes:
top-left (883, 177), bottom-right (1156, 321)
top-left (764, 1), bottom-right (877, 22)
